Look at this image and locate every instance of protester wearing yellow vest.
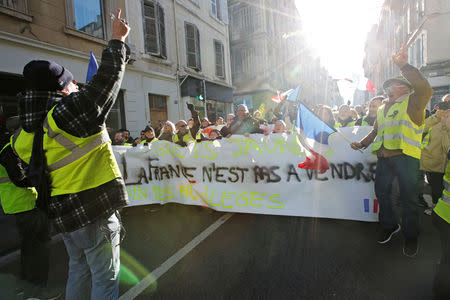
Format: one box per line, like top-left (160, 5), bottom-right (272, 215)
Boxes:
top-left (351, 45), bottom-right (433, 257)
top-left (0, 141), bottom-right (57, 299)
top-left (431, 152), bottom-right (450, 298)
top-left (354, 96), bottom-right (383, 126)
top-left (173, 103), bottom-right (201, 147)
top-left (335, 104), bottom-right (356, 128)
top-left (13, 9), bottom-right (130, 300)
top-left (140, 125), bottom-right (158, 144)
top-left (420, 102), bottom-right (450, 216)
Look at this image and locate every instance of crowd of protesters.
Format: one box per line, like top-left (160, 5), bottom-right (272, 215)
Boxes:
top-left (0, 9), bottom-right (449, 299)
top-left (107, 47), bottom-right (449, 297)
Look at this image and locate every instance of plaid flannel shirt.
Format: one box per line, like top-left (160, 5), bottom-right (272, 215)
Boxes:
top-left (17, 40), bottom-right (130, 233)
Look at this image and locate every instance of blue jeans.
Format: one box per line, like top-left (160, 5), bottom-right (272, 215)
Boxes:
top-left (62, 213), bottom-right (121, 300)
top-left (375, 155), bottom-right (419, 239)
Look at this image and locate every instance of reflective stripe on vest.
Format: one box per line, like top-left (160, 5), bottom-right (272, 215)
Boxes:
top-left (12, 106), bottom-right (122, 196)
top-left (434, 161), bottom-right (450, 223)
top-left (43, 118), bottom-right (111, 172)
top-left (371, 95), bottom-right (424, 159)
top-left (0, 143), bottom-right (37, 214)
top-left (173, 133), bottom-right (194, 144)
top-left (421, 131), bottom-right (430, 150)
top-left (373, 133), bottom-right (422, 149)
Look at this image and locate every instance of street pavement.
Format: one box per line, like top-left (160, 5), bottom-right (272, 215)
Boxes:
top-left (0, 202), bottom-right (442, 300)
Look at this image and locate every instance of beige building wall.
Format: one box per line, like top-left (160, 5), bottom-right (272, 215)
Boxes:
top-left (0, 0), bottom-right (232, 135)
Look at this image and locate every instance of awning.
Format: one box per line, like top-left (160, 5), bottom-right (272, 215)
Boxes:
top-left (180, 76), bottom-right (233, 103)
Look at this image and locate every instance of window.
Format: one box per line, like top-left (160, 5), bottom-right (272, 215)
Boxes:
top-left (242, 47), bottom-right (256, 76)
top-left (148, 94), bottom-right (168, 129)
top-left (214, 40), bottom-right (225, 78)
top-left (0, 0), bottom-right (27, 12)
top-left (106, 90), bottom-right (126, 134)
top-left (149, 94), bottom-right (167, 110)
top-left (211, 0), bottom-right (221, 20)
top-left (235, 5), bottom-right (254, 34)
top-left (143, 0), bottom-right (166, 58)
top-left (185, 23), bottom-right (201, 70)
top-left (66, 0), bottom-right (105, 39)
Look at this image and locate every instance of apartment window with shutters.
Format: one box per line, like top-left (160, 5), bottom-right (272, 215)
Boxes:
top-left (210, 0), bottom-right (221, 21)
top-left (66, 0), bottom-right (105, 39)
top-left (106, 90), bottom-right (126, 134)
top-left (143, 0), bottom-right (166, 58)
top-left (185, 22), bottom-right (201, 70)
top-left (214, 40), bottom-right (225, 78)
top-left (0, 0), bottom-right (27, 12)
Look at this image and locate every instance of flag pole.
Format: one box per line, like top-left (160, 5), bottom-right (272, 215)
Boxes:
top-left (335, 130), bottom-right (364, 153)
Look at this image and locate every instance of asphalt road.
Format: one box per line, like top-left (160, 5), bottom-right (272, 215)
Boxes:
top-left (0, 202), bottom-right (443, 300)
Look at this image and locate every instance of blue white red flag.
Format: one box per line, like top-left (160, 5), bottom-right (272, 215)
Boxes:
top-left (295, 102), bottom-right (336, 174)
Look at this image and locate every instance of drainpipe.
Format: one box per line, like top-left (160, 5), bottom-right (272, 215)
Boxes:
top-left (173, 0), bottom-right (183, 120)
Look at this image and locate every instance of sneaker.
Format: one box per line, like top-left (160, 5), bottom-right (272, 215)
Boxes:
top-left (403, 238), bottom-right (419, 257)
top-left (377, 224), bottom-right (401, 244)
top-left (424, 208), bottom-right (432, 215)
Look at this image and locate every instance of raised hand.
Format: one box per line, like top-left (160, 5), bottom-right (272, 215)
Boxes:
top-left (111, 8), bottom-right (130, 42)
top-left (392, 44), bottom-right (408, 69)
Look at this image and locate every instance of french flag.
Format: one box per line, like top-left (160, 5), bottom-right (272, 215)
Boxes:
top-left (271, 86), bottom-right (300, 104)
top-left (364, 198), bottom-right (379, 213)
top-left (296, 102), bottom-right (336, 174)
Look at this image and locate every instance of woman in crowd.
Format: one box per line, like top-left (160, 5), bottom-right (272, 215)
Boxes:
top-left (141, 126), bottom-right (158, 144)
top-left (158, 121), bottom-right (176, 142)
top-left (316, 105), bottom-right (335, 128)
top-left (335, 104), bottom-right (355, 127)
top-left (208, 129), bottom-right (222, 140)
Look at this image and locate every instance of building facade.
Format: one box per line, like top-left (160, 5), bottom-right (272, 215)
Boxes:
top-left (0, 0), bottom-right (232, 137)
top-left (228, 0), bottom-right (341, 114)
top-left (363, 0), bottom-right (450, 107)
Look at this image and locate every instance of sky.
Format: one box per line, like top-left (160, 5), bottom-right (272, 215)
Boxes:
top-left (294, 0), bottom-right (385, 103)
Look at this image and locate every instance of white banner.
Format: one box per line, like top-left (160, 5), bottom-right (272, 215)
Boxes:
top-left (114, 127), bottom-right (379, 222)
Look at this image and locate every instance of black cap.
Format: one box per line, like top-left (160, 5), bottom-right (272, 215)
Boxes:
top-left (23, 60), bottom-right (74, 91)
top-left (143, 126), bottom-right (154, 133)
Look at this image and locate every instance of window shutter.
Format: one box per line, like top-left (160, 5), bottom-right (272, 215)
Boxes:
top-left (214, 41), bottom-right (224, 78)
top-left (157, 3), bottom-right (166, 58)
top-left (221, 0), bottom-right (229, 24)
top-left (185, 23), bottom-right (197, 68)
top-left (216, 0), bottom-right (221, 20)
top-left (143, 0), bottom-right (159, 54)
top-left (211, 0), bottom-right (217, 16)
top-left (195, 26), bottom-right (201, 70)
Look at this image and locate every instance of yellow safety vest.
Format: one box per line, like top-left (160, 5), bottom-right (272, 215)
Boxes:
top-left (0, 143), bottom-right (37, 214)
top-left (140, 138), bottom-right (158, 144)
top-left (372, 95), bottom-right (424, 159)
top-left (434, 160), bottom-right (450, 223)
top-left (12, 106), bottom-right (122, 196)
top-left (335, 120), bottom-right (356, 128)
top-left (172, 132), bottom-right (197, 144)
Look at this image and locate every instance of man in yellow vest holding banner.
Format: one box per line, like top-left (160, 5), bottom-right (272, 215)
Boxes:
top-left (351, 45), bottom-right (433, 257)
top-left (12, 9), bottom-right (130, 299)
